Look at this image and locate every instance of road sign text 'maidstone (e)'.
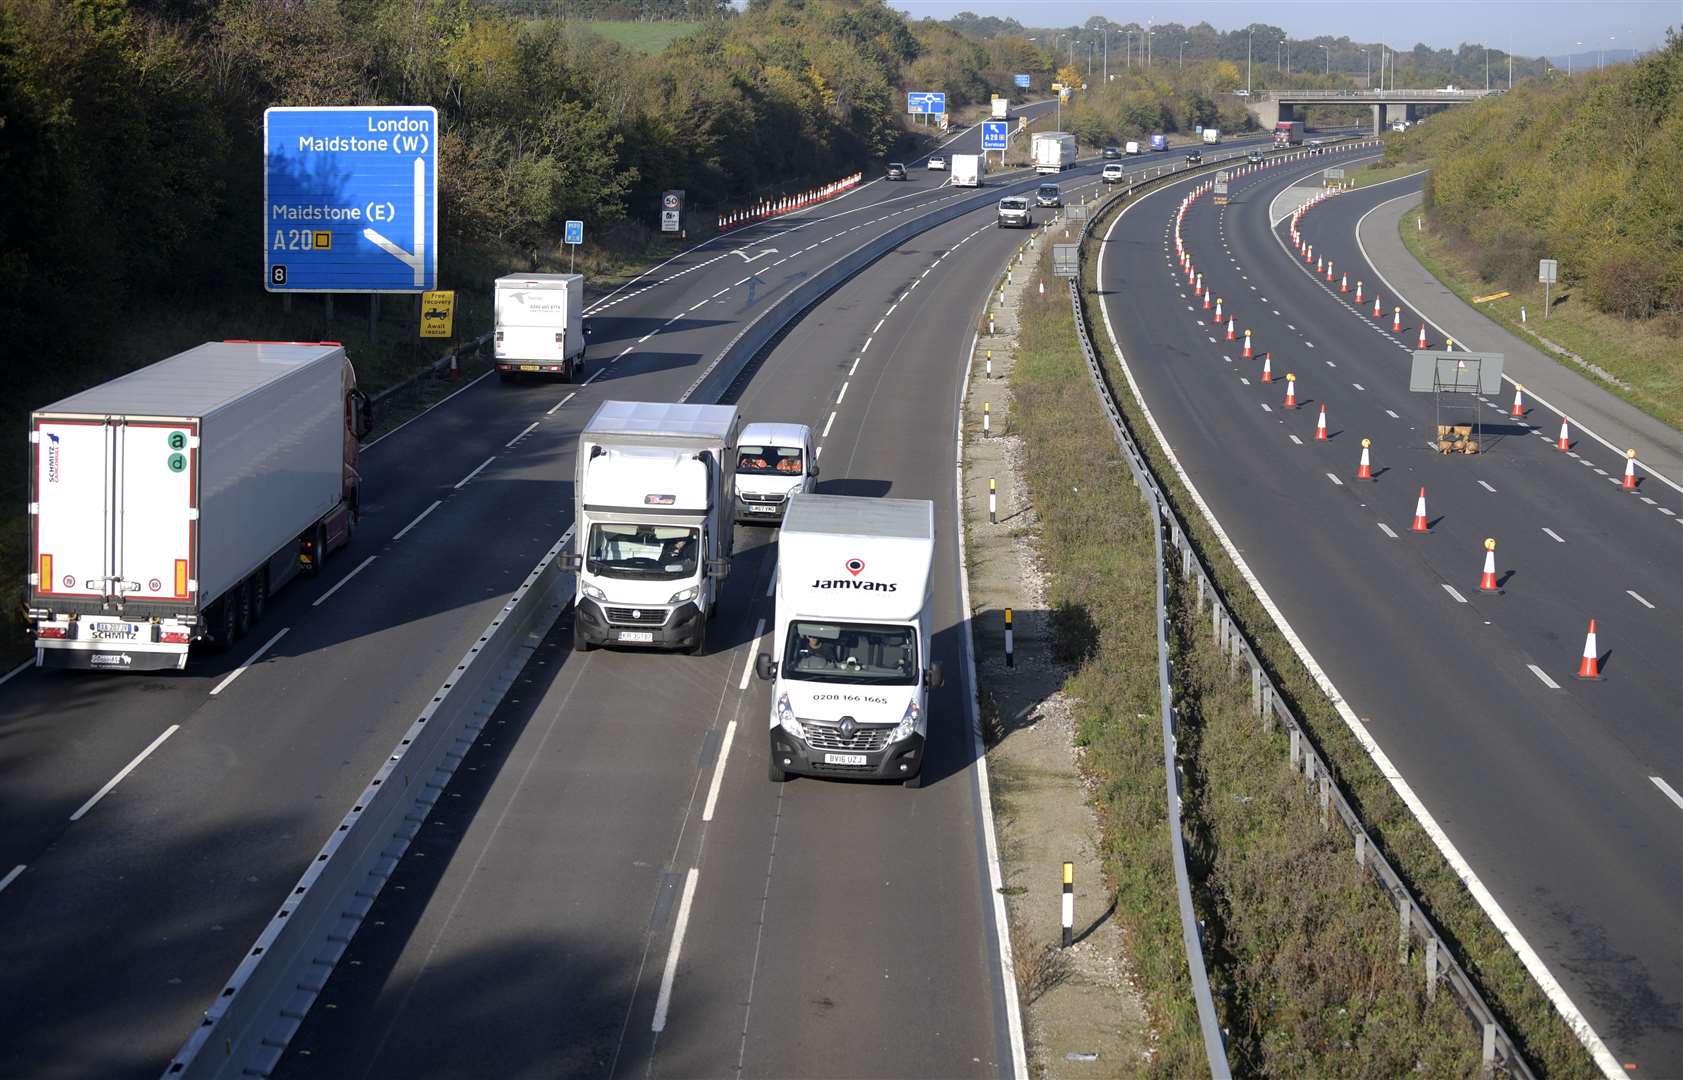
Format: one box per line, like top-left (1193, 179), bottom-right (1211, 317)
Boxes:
top-left (265, 106), bottom-right (438, 293)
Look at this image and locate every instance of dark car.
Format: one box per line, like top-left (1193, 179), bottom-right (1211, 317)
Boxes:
top-left (1102, 146), bottom-right (1122, 160)
top-left (1035, 183), bottom-right (1062, 208)
top-left (1247, 149), bottom-right (1265, 164)
top-left (886, 162), bottom-right (907, 180)
top-left (1185, 150), bottom-right (1203, 165)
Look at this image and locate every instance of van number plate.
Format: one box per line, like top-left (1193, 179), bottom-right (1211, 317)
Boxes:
top-left (519, 364), bottom-right (540, 372)
top-left (824, 753), bottom-right (867, 766)
top-left (616, 631), bottom-right (654, 643)
top-left (748, 505), bottom-right (776, 513)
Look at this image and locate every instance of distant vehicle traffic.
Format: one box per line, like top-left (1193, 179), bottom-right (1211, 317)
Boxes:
top-left (1102, 163), bottom-right (1126, 184)
top-left (1307, 138), bottom-right (1325, 151)
top-left (1150, 134), bottom-right (1168, 151)
top-left (927, 155), bottom-right (946, 170)
top-left (495, 273), bottom-right (585, 382)
top-left (1273, 120), bottom-right (1304, 147)
top-left (1124, 140), bottom-right (1142, 155)
top-left (756, 495), bottom-right (942, 786)
top-left (1035, 183), bottom-right (1062, 208)
top-left (886, 162), bottom-right (907, 180)
top-left (951, 154), bottom-right (983, 187)
top-left (1102, 146), bottom-right (1122, 160)
top-left (997, 196), bottom-right (1033, 228)
top-left (1032, 131), bottom-right (1077, 173)
top-left (1247, 149), bottom-right (1265, 164)
top-left (991, 97), bottom-right (1009, 119)
top-left (1185, 150), bottom-right (1203, 165)
top-left (735, 423), bottom-right (817, 525)
top-left (28, 341), bottom-right (371, 670)
top-left (1202, 128), bottom-right (1222, 145)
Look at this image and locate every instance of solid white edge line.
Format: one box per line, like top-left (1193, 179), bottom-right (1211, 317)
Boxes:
top-left (505, 421), bottom-right (540, 448)
top-left (68, 724), bottom-right (181, 821)
top-left (360, 370), bottom-right (492, 451)
top-left (1353, 192), bottom-right (1682, 498)
top-left (312, 556), bottom-right (377, 608)
top-left (208, 628), bottom-right (290, 698)
top-left (1650, 776), bottom-right (1683, 812)
top-left (700, 720), bottom-right (739, 824)
top-left (738, 618), bottom-right (767, 693)
top-left (454, 456), bottom-right (496, 489)
top-left (956, 329), bottom-right (1030, 1080)
top-left (1100, 175), bottom-right (1624, 1078)
top-left (1528, 664), bottom-right (1561, 690)
top-left (0, 659), bottom-right (30, 689)
top-left (392, 499), bottom-right (442, 541)
top-left (1626, 590), bottom-right (1654, 609)
top-left (0, 865), bottom-right (23, 894)
top-left (651, 866), bottom-right (700, 1032)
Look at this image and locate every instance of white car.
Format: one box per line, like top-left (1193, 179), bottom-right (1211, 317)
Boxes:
top-left (927, 155), bottom-right (947, 170)
top-left (1102, 163), bottom-right (1126, 184)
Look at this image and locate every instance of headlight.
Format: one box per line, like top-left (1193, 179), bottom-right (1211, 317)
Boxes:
top-left (582, 583), bottom-right (606, 601)
top-left (887, 697), bottom-right (921, 743)
top-left (776, 693), bottom-right (805, 740)
top-left (668, 587), bottom-right (697, 604)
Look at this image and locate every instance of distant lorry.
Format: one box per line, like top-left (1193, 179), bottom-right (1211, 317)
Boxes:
top-left (1273, 120), bottom-right (1304, 147)
top-left (991, 97), bottom-right (1009, 119)
top-left (494, 273), bottom-right (585, 383)
top-left (951, 154), bottom-right (984, 187)
top-left (567, 400), bottom-right (739, 655)
top-left (1032, 131), bottom-right (1077, 173)
top-left (1124, 140), bottom-right (1142, 155)
top-left (735, 422), bottom-right (817, 525)
top-left (28, 341), bottom-right (371, 670)
top-left (1150, 134), bottom-right (1168, 151)
top-left (1202, 128), bottom-right (1222, 145)
top-left (755, 495), bottom-right (943, 786)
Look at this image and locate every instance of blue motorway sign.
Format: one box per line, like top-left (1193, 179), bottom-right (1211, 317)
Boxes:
top-left (264, 106), bottom-right (438, 293)
top-left (907, 92), bottom-right (947, 115)
top-left (1013, 74), bottom-right (1031, 88)
top-left (564, 220), bottom-right (584, 245)
top-left (981, 121), bottom-right (1009, 151)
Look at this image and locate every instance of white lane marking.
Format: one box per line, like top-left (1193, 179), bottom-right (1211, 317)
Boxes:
top-left (0, 865), bottom-right (23, 893)
top-left (822, 412), bottom-right (836, 438)
top-left (1352, 382), bottom-right (1365, 390)
top-left (312, 556), bottom-right (377, 607)
top-left (814, 445), bottom-right (822, 460)
top-left (849, 357), bottom-right (860, 376)
top-left (582, 367), bottom-right (605, 385)
top-left (1528, 664), bottom-right (1561, 689)
top-left (208, 628), bottom-right (290, 697)
top-left (1478, 480), bottom-right (1497, 493)
top-left (506, 421), bottom-right (540, 448)
top-left (0, 660), bottom-right (30, 689)
top-left (1287, 433), bottom-right (1302, 445)
top-left (548, 392), bottom-right (576, 416)
top-left (1641, 497), bottom-right (1657, 505)
top-left (618, 345), bottom-right (635, 358)
top-left (1441, 584), bottom-right (1468, 604)
top-left (733, 277), bottom-right (751, 287)
top-left (1378, 523), bottom-right (1398, 538)
top-left (361, 370), bottom-right (492, 450)
top-left (393, 500), bottom-right (443, 540)
top-left (835, 382), bottom-right (849, 404)
top-left (639, 333), bottom-right (655, 343)
top-left (1542, 527), bottom-right (1565, 543)
top-left (1651, 777), bottom-right (1683, 812)
top-left (454, 456), bottom-right (495, 489)
top-left (1385, 410), bottom-right (1399, 419)
top-left (712, 288), bottom-right (730, 298)
top-left (69, 724), bottom-right (181, 821)
top-left (862, 337), bottom-right (873, 351)
top-left (1260, 403), bottom-right (1272, 412)
top-left (651, 867), bottom-right (701, 1032)
top-left (1627, 590), bottom-right (1655, 609)
top-left (701, 720), bottom-right (739, 824)
top-left (1327, 472), bottom-right (1344, 486)
top-left (737, 618), bottom-right (767, 693)
top-left (873, 318), bottom-right (885, 334)
top-left (689, 299), bottom-right (709, 312)
top-left (1305, 341), bottom-right (1315, 349)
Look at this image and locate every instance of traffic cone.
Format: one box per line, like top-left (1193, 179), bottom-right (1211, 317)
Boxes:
top-left (1622, 449), bottom-right (1639, 490)
top-left (1283, 372), bottom-right (1297, 409)
top-left (1417, 323), bottom-right (1428, 349)
top-left (447, 350), bottom-right (460, 381)
top-left (1226, 317), bottom-right (1236, 341)
top-left (1478, 538), bottom-right (1501, 593)
top-left (1410, 487), bottom-right (1430, 532)
top-left (1340, 273), bottom-right (1350, 294)
top-left (1316, 255), bottom-right (1324, 274)
top-left (1314, 403), bottom-right (1328, 439)
top-left (1261, 352), bottom-right (1274, 382)
top-left (1556, 417), bottom-right (1571, 451)
top-left (1574, 620), bottom-right (1603, 680)
top-left (1393, 306), bottom-right (1402, 332)
top-left (1445, 337), bottom-right (1455, 353)
top-left (1196, 272), bottom-right (1204, 293)
top-left (1373, 294), bottom-right (1383, 318)
top-left (1242, 329), bottom-right (1253, 358)
top-left (1510, 384), bottom-right (1525, 417)
top-left (1356, 438), bottom-right (1373, 480)
top-left (1326, 259), bottom-right (1335, 283)
top-left (1304, 244), bottom-right (1312, 264)
top-left (1203, 288), bottom-right (1211, 310)
top-left (1214, 297), bottom-right (1224, 321)
top-left (1355, 280), bottom-right (1364, 303)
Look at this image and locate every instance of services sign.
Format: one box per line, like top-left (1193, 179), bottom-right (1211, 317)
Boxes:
top-left (264, 106), bottom-right (438, 293)
top-left (981, 121), bottom-right (1009, 151)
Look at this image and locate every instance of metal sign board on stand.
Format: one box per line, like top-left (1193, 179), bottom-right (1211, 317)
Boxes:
top-left (1409, 350), bottom-right (1505, 453)
top-left (1052, 244), bottom-right (1079, 278)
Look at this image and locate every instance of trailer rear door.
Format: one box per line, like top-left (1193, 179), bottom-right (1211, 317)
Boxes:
top-left (117, 420), bottom-right (198, 602)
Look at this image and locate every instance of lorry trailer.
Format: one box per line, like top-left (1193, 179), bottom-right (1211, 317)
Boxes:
top-left (1273, 120), bottom-right (1304, 147)
top-left (28, 341), bottom-right (370, 670)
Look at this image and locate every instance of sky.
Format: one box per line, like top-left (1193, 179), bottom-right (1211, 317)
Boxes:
top-left (894, 0), bottom-right (1681, 58)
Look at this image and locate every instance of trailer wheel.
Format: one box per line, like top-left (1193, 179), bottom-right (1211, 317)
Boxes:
top-left (249, 573), bottom-right (269, 622)
top-left (234, 582), bottom-right (252, 639)
top-left (213, 596), bottom-right (239, 650)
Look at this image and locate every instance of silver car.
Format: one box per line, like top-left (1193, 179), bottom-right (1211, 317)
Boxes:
top-left (997, 196), bottom-right (1033, 229)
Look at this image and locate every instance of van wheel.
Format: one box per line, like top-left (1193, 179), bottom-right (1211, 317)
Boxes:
top-left (686, 622), bottom-right (707, 656)
top-left (903, 768), bottom-right (924, 789)
top-left (768, 758), bottom-right (787, 783)
top-left (574, 634), bottom-right (596, 653)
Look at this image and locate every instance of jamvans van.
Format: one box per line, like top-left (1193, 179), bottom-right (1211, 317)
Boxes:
top-left (734, 423), bottom-right (817, 524)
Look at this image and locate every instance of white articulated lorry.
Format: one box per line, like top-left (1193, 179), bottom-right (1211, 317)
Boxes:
top-left (1032, 131), bottom-right (1077, 173)
top-left (494, 273), bottom-right (586, 382)
top-left (567, 401), bottom-right (738, 655)
top-left (27, 340), bottom-right (371, 670)
top-left (754, 495), bottom-right (943, 787)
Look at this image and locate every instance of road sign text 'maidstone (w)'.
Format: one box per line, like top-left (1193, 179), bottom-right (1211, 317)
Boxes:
top-left (264, 106), bottom-right (439, 293)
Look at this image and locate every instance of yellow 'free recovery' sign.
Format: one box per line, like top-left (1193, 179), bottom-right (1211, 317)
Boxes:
top-left (419, 290), bottom-right (455, 338)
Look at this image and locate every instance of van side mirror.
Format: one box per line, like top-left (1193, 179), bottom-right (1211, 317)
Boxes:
top-left (755, 653), bottom-right (775, 681)
top-left (808, 465), bottom-right (820, 477)
top-left (925, 661), bottom-right (945, 690)
top-left (707, 558), bottom-right (731, 579)
top-left (562, 553), bottom-right (582, 572)
top-left (350, 389), bottom-right (373, 439)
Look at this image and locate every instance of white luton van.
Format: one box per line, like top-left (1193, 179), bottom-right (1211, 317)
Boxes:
top-left (951, 153), bottom-right (984, 187)
top-left (734, 422), bottom-right (817, 524)
top-left (567, 401), bottom-right (738, 655)
top-left (494, 273), bottom-right (586, 382)
top-left (755, 495), bottom-right (944, 786)
top-left (1032, 131), bottom-right (1077, 173)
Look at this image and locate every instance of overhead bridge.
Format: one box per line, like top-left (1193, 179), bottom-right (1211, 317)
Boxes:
top-left (1245, 89), bottom-right (1502, 134)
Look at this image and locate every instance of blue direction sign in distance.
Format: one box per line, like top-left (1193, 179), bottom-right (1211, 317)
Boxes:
top-left (981, 121), bottom-right (1009, 151)
top-left (1013, 74), bottom-right (1031, 88)
top-left (264, 106), bottom-right (438, 293)
top-left (907, 92), bottom-right (946, 115)
top-left (564, 220), bottom-right (584, 245)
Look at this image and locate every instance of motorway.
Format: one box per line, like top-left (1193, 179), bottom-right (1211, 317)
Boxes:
top-left (1098, 152), bottom-right (1682, 1073)
top-left (0, 103), bottom-right (1281, 1077)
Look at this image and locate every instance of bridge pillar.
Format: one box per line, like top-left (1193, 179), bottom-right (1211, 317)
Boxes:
top-left (1373, 103), bottom-right (1386, 135)
top-left (1247, 96), bottom-right (1282, 130)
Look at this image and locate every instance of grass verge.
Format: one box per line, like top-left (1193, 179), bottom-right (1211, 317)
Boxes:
top-left (1077, 190), bottom-right (1598, 1077)
top-left (1401, 206), bottom-right (1682, 432)
top-left (1347, 160), bottom-right (1428, 189)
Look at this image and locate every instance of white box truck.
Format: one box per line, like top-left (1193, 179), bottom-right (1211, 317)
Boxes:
top-left (734, 422), bottom-right (817, 525)
top-left (951, 154), bottom-right (984, 187)
top-left (494, 273), bottom-right (586, 382)
top-left (567, 401), bottom-right (738, 655)
top-left (27, 341), bottom-right (371, 670)
top-left (1032, 131), bottom-right (1077, 173)
top-left (1202, 128), bottom-right (1222, 145)
top-left (990, 97), bottom-right (1009, 119)
top-left (754, 495), bottom-right (943, 786)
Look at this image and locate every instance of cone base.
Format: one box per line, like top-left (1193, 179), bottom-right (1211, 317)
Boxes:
top-left (1410, 522), bottom-right (1430, 533)
top-left (1573, 671), bottom-right (1603, 681)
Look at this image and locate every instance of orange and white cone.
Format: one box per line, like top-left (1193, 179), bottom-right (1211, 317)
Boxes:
top-left (1214, 297), bottom-right (1224, 321)
top-left (1410, 486), bottom-right (1430, 532)
top-left (1393, 306), bottom-right (1402, 332)
top-left (1326, 259), bottom-right (1335, 283)
top-left (1510, 384), bottom-right (1525, 417)
top-left (1622, 449), bottom-right (1639, 490)
top-left (1314, 403), bottom-right (1328, 439)
top-left (1556, 416), bottom-right (1571, 451)
top-left (1373, 294), bottom-right (1383, 318)
top-left (1203, 288), bottom-right (1211, 310)
top-left (1340, 273), bottom-right (1350, 294)
top-left (1225, 317), bottom-right (1236, 341)
top-left (1242, 330), bottom-right (1253, 358)
top-left (1304, 243), bottom-right (1313, 264)
top-left (447, 350), bottom-right (460, 381)
top-left (1355, 280), bottom-right (1364, 303)
top-left (1261, 352), bottom-right (1274, 383)
top-left (1356, 438), bottom-right (1373, 480)
top-left (1574, 620), bottom-right (1603, 680)
top-left (1417, 322), bottom-right (1428, 349)
top-left (1283, 372), bottom-right (1298, 409)
top-left (1478, 538), bottom-right (1501, 593)
top-left (1316, 254), bottom-right (1324, 274)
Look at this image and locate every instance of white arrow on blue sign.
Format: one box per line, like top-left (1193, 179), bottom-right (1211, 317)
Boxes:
top-left (565, 220), bottom-right (584, 245)
top-left (264, 106), bottom-right (438, 293)
top-left (1013, 74), bottom-right (1031, 88)
top-left (907, 92), bottom-right (946, 115)
top-left (981, 121), bottom-right (1009, 151)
